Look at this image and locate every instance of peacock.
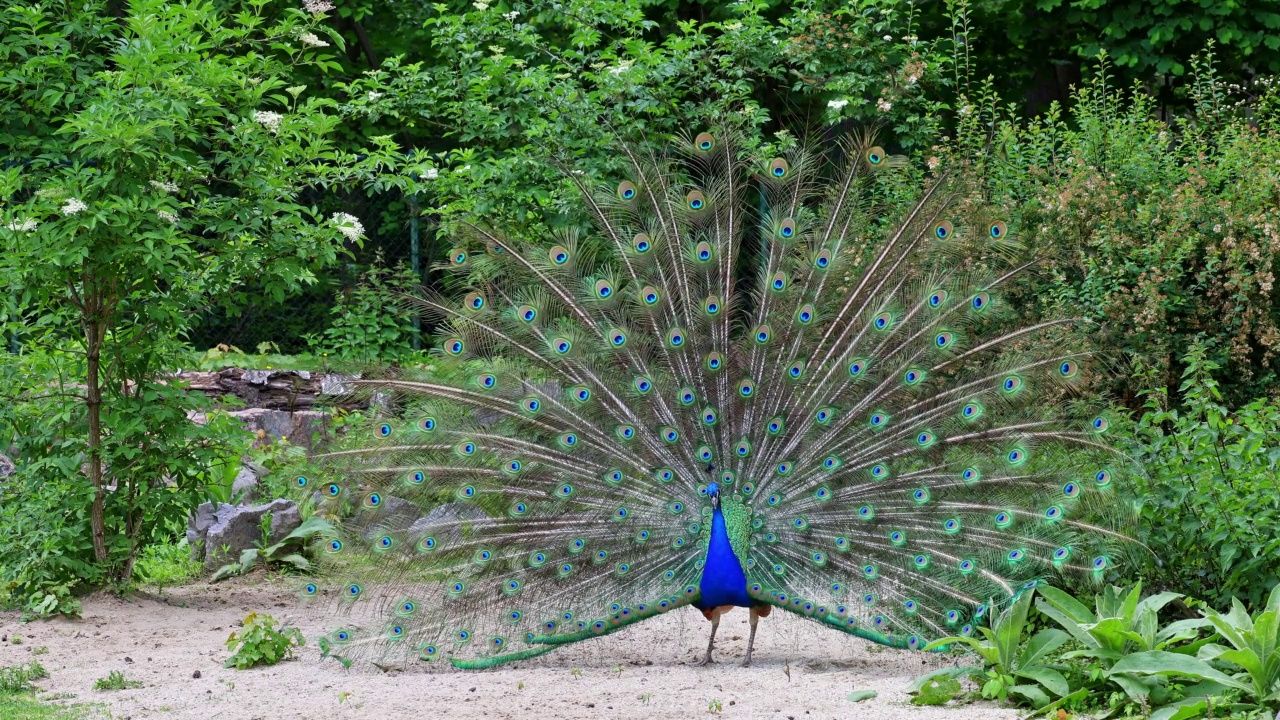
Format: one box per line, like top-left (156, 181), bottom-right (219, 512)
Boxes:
top-left (301, 130), bottom-right (1123, 670)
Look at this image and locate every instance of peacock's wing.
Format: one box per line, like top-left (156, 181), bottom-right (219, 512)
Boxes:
top-left (304, 131), bottom-right (1123, 668)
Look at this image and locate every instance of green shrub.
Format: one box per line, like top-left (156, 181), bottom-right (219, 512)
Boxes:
top-left (224, 612), bottom-right (305, 670)
top-left (1124, 344), bottom-right (1280, 609)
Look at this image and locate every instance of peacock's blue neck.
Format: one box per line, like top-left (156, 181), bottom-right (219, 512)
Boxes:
top-left (695, 506), bottom-right (752, 609)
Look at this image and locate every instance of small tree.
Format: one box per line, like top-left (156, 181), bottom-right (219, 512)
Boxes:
top-left (0, 0), bottom-right (374, 588)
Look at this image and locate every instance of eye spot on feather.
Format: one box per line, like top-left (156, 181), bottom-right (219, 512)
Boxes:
top-left (443, 338), bottom-right (462, 355)
top-left (990, 221), bottom-right (1007, 239)
top-left (696, 132), bottom-right (715, 151)
top-left (549, 245), bottom-right (570, 265)
top-left (928, 290), bottom-right (947, 307)
top-left (779, 218), bottom-right (796, 239)
top-left (295, 476), bottom-right (308, 488)
top-left (632, 233), bottom-right (651, 253)
top-left (617, 181), bottom-right (636, 201)
top-left (1095, 469), bottom-right (1112, 487)
top-left (934, 220), bottom-right (953, 239)
top-left (768, 157), bottom-right (790, 178)
top-left (958, 559), bottom-right (975, 574)
top-left (686, 190), bottom-right (706, 210)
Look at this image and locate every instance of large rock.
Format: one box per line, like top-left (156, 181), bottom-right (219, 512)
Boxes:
top-left (188, 499), bottom-right (302, 570)
top-left (231, 465), bottom-right (260, 504)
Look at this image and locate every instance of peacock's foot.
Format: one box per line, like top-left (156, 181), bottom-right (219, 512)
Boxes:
top-left (698, 655), bottom-right (716, 666)
top-left (739, 657), bottom-right (752, 668)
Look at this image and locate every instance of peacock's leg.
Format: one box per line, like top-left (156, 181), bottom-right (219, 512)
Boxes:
top-left (741, 605), bottom-right (765, 667)
top-left (698, 606), bottom-right (725, 665)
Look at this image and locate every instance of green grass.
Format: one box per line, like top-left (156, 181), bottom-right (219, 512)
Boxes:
top-left (133, 538), bottom-right (201, 590)
top-left (0, 662), bottom-right (48, 693)
top-left (0, 693), bottom-right (108, 720)
top-left (92, 671), bottom-right (142, 691)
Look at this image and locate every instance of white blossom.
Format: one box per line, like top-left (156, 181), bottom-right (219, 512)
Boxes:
top-left (149, 179), bottom-right (179, 193)
top-left (331, 212), bottom-right (365, 241)
top-left (473, 0), bottom-right (489, 9)
top-left (608, 60), bottom-right (633, 76)
top-left (303, 0), bottom-right (333, 13)
top-left (927, 156), bottom-right (940, 170)
top-left (503, 10), bottom-right (518, 20)
top-left (158, 210), bottom-right (179, 224)
top-left (827, 98), bottom-right (849, 110)
top-left (906, 74), bottom-right (918, 85)
top-left (5, 218), bottom-right (38, 232)
top-left (424, 168), bottom-right (439, 180)
top-left (876, 98), bottom-right (892, 112)
top-left (882, 35), bottom-right (892, 41)
top-left (254, 110), bottom-right (283, 134)
top-left (61, 198), bottom-right (87, 216)
top-left (299, 31), bottom-right (329, 48)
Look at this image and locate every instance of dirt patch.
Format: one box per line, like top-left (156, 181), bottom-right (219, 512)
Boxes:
top-left (1, 577), bottom-right (1015, 720)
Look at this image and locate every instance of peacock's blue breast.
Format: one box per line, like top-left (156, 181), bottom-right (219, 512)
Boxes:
top-left (695, 507), bottom-right (752, 609)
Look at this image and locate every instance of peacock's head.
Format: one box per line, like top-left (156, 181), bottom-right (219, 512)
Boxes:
top-left (707, 482), bottom-right (721, 509)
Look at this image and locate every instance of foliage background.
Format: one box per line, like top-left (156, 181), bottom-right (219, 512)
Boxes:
top-left (1, 0), bottom-right (1278, 623)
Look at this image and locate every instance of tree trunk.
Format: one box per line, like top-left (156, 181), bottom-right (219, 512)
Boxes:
top-left (85, 312), bottom-right (109, 563)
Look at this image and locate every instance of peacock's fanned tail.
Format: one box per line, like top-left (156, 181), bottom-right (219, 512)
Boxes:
top-left (302, 131), bottom-right (1123, 668)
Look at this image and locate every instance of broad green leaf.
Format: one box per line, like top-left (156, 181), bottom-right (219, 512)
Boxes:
top-left (1013, 666), bottom-right (1070, 697)
top-left (1036, 585), bottom-right (1096, 624)
top-left (1149, 697), bottom-right (1208, 720)
top-left (1108, 650), bottom-right (1253, 692)
top-left (1020, 629), bottom-right (1070, 669)
top-left (1008, 683), bottom-right (1051, 708)
top-left (906, 665), bottom-right (980, 692)
top-left (846, 690), bottom-right (877, 702)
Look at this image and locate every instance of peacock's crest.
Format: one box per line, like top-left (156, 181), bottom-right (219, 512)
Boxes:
top-left (305, 131), bottom-right (1123, 669)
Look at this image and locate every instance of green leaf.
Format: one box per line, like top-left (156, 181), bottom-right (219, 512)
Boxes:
top-left (1108, 651), bottom-right (1253, 692)
top-left (1013, 667), bottom-right (1070, 697)
top-left (1009, 683), bottom-right (1051, 708)
top-left (846, 690), bottom-right (877, 702)
top-left (1020, 629), bottom-right (1071, 669)
top-left (910, 676), bottom-right (962, 706)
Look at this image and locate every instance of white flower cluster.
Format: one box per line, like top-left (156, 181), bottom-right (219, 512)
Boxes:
top-left (254, 110), bottom-right (283, 134)
top-left (61, 198), bottom-right (87, 216)
top-left (299, 31), bottom-right (329, 48)
top-left (367, 91), bottom-right (383, 101)
top-left (424, 168), bottom-right (439, 180)
top-left (150, 179), bottom-right (179, 193)
top-left (303, 0), bottom-right (333, 13)
top-left (473, 0), bottom-right (489, 9)
top-left (608, 60), bottom-right (633, 76)
top-left (5, 218), bottom-right (38, 232)
top-left (331, 212), bottom-right (364, 241)
top-left (503, 10), bottom-right (518, 20)
top-left (876, 98), bottom-right (892, 112)
top-left (827, 98), bottom-right (849, 110)
top-left (158, 210), bottom-right (180, 224)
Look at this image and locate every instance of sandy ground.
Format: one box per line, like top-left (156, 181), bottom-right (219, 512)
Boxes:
top-left (0, 577), bottom-right (1017, 720)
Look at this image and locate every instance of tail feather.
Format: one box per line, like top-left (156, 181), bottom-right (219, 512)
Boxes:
top-left (302, 130), bottom-right (1127, 666)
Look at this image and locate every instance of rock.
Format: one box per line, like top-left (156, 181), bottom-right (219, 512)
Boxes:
top-left (321, 374), bottom-right (359, 396)
top-left (231, 466), bottom-right (260, 504)
top-left (191, 499), bottom-right (302, 570)
top-left (223, 408), bottom-right (328, 448)
top-left (192, 670), bottom-right (201, 679)
top-left (0, 453), bottom-right (14, 478)
top-left (241, 369), bottom-right (273, 385)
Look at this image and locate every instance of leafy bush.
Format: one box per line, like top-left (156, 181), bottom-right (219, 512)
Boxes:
top-left (1124, 344), bottom-right (1280, 609)
top-left (959, 57), bottom-right (1280, 408)
top-left (306, 261), bottom-right (423, 363)
top-left (224, 612), bottom-right (305, 670)
top-left (1200, 584), bottom-right (1280, 709)
top-left (922, 588), bottom-right (1071, 707)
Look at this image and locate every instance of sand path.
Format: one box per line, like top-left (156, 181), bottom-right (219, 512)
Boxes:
top-left (1, 577), bottom-right (1016, 720)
